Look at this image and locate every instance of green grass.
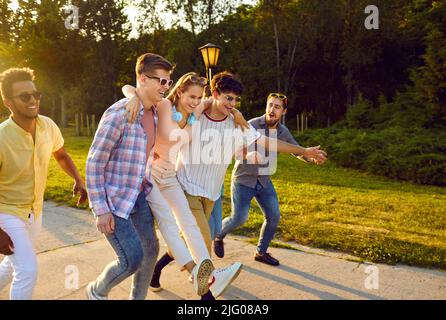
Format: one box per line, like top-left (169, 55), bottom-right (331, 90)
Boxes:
top-left (46, 129), bottom-right (446, 269)
top-left (45, 128), bottom-right (93, 209)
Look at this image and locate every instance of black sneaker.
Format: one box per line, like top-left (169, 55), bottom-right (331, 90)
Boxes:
top-left (149, 271), bottom-right (162, 292)
top-left (201, 290), bottom-right (216, 300)
top-left (254, 252), bottom-right (280, 266)
top-left (214, 239), bottom-right (225, 258)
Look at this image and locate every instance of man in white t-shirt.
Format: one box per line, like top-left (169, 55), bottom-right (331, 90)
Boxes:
top-left (176, 72), bottom-right (327, 266)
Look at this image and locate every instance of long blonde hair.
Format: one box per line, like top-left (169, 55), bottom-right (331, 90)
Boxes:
top-left (166, 72), bottom-right (208, 106)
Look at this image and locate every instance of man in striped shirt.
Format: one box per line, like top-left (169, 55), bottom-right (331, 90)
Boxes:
top-left (176, 72), bottom-right (327, 265)
top-left (85, 53), bottom-right (174, 300)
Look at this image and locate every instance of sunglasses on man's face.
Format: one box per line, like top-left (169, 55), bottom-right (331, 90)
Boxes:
top-left (11, 91), bottom-right (42, 103)
top-left (144, 74), bottom-right (173, 88)
top-left (224, 94), bottom-right (241, 103)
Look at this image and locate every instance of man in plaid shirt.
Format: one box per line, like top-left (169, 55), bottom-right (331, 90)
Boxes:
top-left (85, 53), bottom-right (174, 300)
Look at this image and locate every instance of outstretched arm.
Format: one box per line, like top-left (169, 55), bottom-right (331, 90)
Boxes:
top-left (282, 128), bottom-right (326, 165)
top-left (256, 135), bottom-right (327, 162)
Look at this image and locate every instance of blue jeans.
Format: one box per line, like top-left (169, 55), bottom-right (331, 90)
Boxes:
top-left (93, 192), bottom-right (159, 300)
top-left (218, 180), bottom-right (280, 254)
top-left (209, 196), bottom-right (222, 241)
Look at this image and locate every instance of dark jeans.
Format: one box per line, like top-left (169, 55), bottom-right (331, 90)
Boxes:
top-left (218, 180), bottom-right (280, 254)
top-left (93, 192), bottom-right (159, 300)
top-left (209, 196), bottom-right (222, 241)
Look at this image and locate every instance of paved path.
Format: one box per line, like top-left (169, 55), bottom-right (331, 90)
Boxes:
top-left (1, 202), bottom-right (445, 300)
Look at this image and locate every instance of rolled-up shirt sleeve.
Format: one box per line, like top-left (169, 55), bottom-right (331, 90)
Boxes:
top-left (86, 110), bottom-right (124, 216)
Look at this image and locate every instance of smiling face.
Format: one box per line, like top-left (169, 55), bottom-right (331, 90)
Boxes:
top-left (137, 68), bottom-right (172, 106)
top-left (5, 81), bottom-right (40, 119)
top-left (265, 96), bottom-right (286, 127)
top-left (213, 91), bottom-right (240, 117)
top-left (177, 84), bottom-right (204, 114)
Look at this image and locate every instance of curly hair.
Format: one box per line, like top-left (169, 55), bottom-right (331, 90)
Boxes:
top-left (210, 71), bottom-right (243, 96)
top-left (0, 67), bottom-right (35, 99)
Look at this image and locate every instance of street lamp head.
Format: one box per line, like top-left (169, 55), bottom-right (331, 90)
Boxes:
top-left (199, 43), bottom-right (221, 69)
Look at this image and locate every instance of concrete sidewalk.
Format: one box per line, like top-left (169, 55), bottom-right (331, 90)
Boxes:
top-left (1, 202), bottom-right (445, 300)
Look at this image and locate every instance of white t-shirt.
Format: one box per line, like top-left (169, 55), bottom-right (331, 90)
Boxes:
top-left (176, 112), bottom-right (261, 201)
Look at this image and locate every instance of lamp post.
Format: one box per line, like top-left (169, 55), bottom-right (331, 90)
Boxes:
top-left (199, 43), bottom-right (221, 82)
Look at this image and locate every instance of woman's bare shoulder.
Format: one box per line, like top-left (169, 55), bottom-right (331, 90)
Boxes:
top-left (156, 98), bottom-right (173, 114)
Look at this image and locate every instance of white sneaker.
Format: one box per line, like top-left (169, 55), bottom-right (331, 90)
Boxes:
top-left (192, 258), bottom-right (214, 296)
top-left (149, 285), bottom-right (162, 292)
top-left (209, 262), bottom-right (243, 298)
top-left (86, 282), bottom-right (107, 300)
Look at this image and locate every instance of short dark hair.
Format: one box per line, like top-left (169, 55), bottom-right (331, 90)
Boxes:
top-left (0, 67), bottom-right (35, 99)
top-left (210, 71), bottom-right (243, 96)
top-left (135, 53), bottom-right (175, 77)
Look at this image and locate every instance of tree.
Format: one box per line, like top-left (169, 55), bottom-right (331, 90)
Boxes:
top-left (166, 0), bottom-right (241, 38)
top-left (9, 0), bottom-right (84, 126)
top-left (74, 0), bottom-right (130, 113)
top-left (407, 2), bottom-right (446, 128)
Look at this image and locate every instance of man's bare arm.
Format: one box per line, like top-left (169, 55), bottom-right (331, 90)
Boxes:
top-left (256, 135), bottom-right (327, 162)
top-left (53, 147), bottom-right (88, 206)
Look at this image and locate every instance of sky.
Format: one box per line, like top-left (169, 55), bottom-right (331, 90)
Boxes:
top-left (8, 0), bottom-right (19, 11)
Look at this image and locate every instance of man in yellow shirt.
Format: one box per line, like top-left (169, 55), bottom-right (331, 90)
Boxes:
top-left (0, 67), bottom-right (87, 300)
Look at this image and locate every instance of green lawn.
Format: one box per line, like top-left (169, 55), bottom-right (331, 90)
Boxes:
top-left (46, 129), bottom-right (446, 269)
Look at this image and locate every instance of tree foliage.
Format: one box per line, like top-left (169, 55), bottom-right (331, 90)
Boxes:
top-left (0, 0), bottom-right (444, 184)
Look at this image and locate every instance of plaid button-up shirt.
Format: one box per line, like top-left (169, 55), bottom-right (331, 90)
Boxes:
top-left (86, 98), bottom-right (157, 219)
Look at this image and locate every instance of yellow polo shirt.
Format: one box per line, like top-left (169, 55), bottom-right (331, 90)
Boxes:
top-left (0, 115), bottom-right (64, 222)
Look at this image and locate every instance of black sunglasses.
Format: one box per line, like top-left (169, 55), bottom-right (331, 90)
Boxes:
top-left (11, 91), bottom-right (42, 103)
top-left (144, 74), bottom-right (173, 88)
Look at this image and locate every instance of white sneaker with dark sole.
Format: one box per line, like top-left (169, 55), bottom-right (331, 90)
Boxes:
top-left (209, 262), bottom-right (243, 298)
top-left (193, 258), bottom-right (215, 296)
top-left (149, 285), bottom-right (162, 292)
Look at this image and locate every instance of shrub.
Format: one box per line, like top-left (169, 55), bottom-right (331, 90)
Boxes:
top-left (295, 127), bottom-right (446, 186)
